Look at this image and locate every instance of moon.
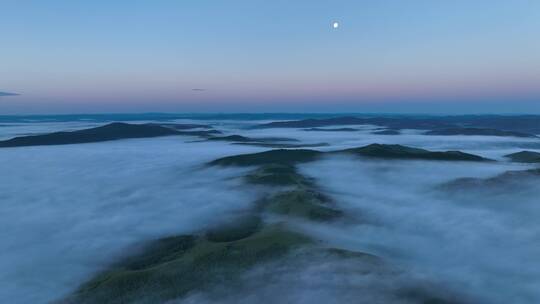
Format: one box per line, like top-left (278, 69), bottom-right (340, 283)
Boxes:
top-left (332, 22), bottom-right (339, 29)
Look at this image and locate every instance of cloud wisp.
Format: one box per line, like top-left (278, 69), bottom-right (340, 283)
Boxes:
top-left (0, 91), bottom-right (19, 97)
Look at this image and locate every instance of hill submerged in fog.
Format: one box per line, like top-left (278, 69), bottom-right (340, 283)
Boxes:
top-left (253, 115), bottom-right (540, 134)
top-left (210, 144), bottom-right (488, 166)
top-left (0, 122), bottom-right (314, 148)
top-left (4, 114), bottom-right (538, 304)
top-left (440, 168), bottom-right (540, 193)
top-left (425, 128), bottom-right (537, 138)
top-left (64, 142), bottom-right (460, 304)
top-left (505, 151), bottom-right (540, 163)
top-left (372, 129), bottom-right (401, 135)
top-left (210, 149), bottom-right (323, 166)
top-left (156, 123), bottom-right (213, 130)
top-left (303, 127), bottom-right (359, 132)
top-left (207, 134), bottom-right (299, 143)
top-left (253, 116), bottom-right (452, 129)
top-left (207, 135), bottom-right (331, 148)
top-left (62, 150), bottom-right (373, 304)
top-left (340, 144), bottom-right (487, 161)
top-left (0, 122), bottom-right (220, 148)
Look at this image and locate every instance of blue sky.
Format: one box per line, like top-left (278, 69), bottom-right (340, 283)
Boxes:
top-left (1, 0), bottom-right (539, 114)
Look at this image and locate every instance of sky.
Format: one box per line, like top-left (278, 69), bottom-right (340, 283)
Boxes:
top-left (1, 0), bottom-right (539, 114)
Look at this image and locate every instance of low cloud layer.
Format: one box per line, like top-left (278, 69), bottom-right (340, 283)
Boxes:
top-left (298, 156), bottom-right (540, 304)
top-left (0, 137), bottom-right (265, 303)
top-left (177, 252), bottom-right (433, 304)
top-left (1, 119), bottom-right (539, 303)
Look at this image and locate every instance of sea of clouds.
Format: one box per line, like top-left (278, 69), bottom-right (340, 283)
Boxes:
top-left (297, 156), bottom-right (540, 304)
top-left (0, 132), bottom-right (265, 303)
top-left (1, 120), bottom-right (539, 303)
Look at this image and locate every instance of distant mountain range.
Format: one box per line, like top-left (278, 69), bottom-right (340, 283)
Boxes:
top-left (254, 115), bottom-right (540, 134)
top-left (0, 123), bottom-right (219, 148)
top-left (425, 128), bottom-right (537, 138)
